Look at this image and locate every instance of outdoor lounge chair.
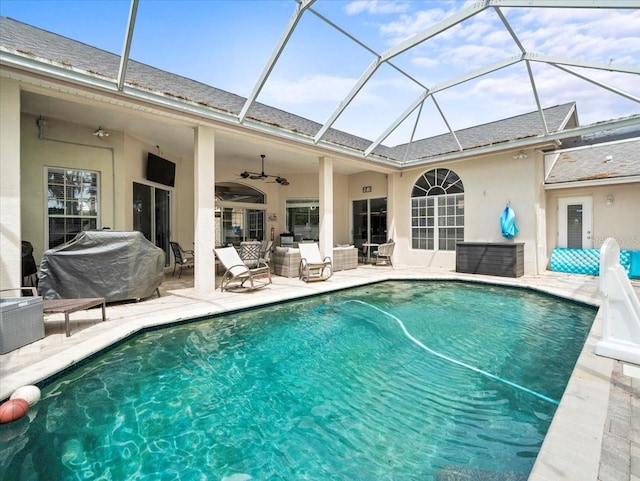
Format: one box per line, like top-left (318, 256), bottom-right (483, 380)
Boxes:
top-left (298, 242), bottom-right (332, 282)
top-left (170, 241), bottom-right (194, 278)
top-left (373, 240), bottom-right (395, 266)
top-left (214, 246), bottom-right (272, 292)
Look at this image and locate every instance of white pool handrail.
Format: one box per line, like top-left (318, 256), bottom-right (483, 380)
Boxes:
top-left (595, 237), bottom-right (640, 364)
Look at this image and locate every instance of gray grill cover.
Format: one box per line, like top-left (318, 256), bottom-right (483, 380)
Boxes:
top-left (39, 231), bottom-right (165, 302)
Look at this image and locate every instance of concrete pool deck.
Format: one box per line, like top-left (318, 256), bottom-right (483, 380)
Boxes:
top-left (1, 265), bottom-right (638, 480)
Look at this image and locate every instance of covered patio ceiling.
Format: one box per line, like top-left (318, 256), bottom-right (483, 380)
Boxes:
top-left (7, 0), bottom-right (640, 174)
top-left (20, 90), bottom-right (369, 176)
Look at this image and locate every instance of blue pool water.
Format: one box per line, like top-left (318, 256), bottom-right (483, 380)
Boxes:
top-left (0, 281), bottom-right (595, 480)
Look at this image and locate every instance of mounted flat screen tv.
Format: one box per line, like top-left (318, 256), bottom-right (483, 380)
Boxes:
top-left (146, 153), bottom-right (176, 187)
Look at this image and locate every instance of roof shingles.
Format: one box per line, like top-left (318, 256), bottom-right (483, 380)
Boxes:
top-left (546, 138), bottom-right (640, 184)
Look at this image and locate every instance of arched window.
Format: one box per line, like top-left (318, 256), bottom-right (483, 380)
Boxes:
top-left (215, 182), bottom-right (265, 204)
top-left (411, 168), bottom-right (464, 250)
top-left (215, 182), bottom-right (266, 246)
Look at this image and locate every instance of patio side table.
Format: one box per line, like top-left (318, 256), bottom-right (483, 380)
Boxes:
top-left (43, 298), bottom-right (106, 337)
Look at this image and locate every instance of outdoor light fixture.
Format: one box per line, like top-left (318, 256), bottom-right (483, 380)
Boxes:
top-left (93, 126), bottom-right (109, 138)
top-left (513, 150), bottom-right (527, 159)
top-left (239, 154), bottom-right (289, 185)
top-left (606, 195), bottom-right (614, 206)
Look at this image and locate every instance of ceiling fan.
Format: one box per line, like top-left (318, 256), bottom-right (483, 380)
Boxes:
top-left (92, 126), bottom-right (109, 138)
top-left (239, 154), bottom-right (289, 185)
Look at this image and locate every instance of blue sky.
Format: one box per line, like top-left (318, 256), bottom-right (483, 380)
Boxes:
top-left (2, 0), bottom-right (639, 145)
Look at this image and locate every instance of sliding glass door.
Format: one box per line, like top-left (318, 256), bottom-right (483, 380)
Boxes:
top-left (285, 199), bottom-right (320, 242)
top-left (215, 207), bottom-right (265, 247)
top-left (133, 182), bottom-right (171, 266)
top-left (352, 197), bottom-right (387, 252)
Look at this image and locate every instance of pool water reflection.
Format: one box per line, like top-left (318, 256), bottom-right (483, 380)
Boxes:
top-left (0, 281), bottom-right (595, 480)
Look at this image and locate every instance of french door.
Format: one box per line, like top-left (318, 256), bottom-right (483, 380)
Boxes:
top-left (558, 196), bottom-right (593, 249)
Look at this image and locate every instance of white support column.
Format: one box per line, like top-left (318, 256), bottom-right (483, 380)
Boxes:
top-left (194, 126), bottom-right (216, 293)
top-left (318, 156), bottom-right (334, 258)
top-left (0, 79), bottom-right (22, 289)
top-left (533, 151), bottom-right (547, 275)
top-left (386, 173), bottom-right (396, 243)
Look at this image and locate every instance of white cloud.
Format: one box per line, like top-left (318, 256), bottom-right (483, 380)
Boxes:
top-left (406, 42), bottom-right (515, 86)
top-left (482, 29), bottom-right (513, 48)
top-left (377, 3), bottom-right (499, 46)
top-left (262, 3), bottom-right (638, 138)
top-left (261, 74), bottom-right (359, 105)
top-left (505, 8), bottom-right (640, 63)
top-left (420, 62), bottom-right (638, 132)
top-left (379, 9), bottom-right (450, 44)
top-left (469, 73), bottom-right (535, 99)
top-left (344, 0), bottom-right (410, 16)
top-left (446, 44), bottom-right (511, 69)
top-left (412, 56), bottom-right (440, 69)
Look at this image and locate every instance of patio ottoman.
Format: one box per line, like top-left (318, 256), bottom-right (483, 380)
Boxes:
top-left (333, 246), bottom-right (358, 271)
top-left (0, 295), bottom-right (44, 354)
top-left (273, 247), bottom-right (301, 277)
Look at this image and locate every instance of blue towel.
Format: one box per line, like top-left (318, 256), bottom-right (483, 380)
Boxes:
top-left (630, 251), bottom-right (640, 279)
top-left (500, 205), bottom-right (519, 239)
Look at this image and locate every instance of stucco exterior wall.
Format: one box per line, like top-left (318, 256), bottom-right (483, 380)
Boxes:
top-left (546, 182), bottom-right (640, 255)
top-left (20, 114), bottom-right (118, 263)
top-left (348, 171), bottom-right (388, 201)
top-left (123, 135), bottom-right (194, 249)
top-left (332, 173), bottom-right (350, 246)
top-left (0, 79), bottom-right (21, 289)
top-left (392, 149), bottom-right (545, 274)
top-left (16, 107), bottom-right (635, 281)
top-left (18, 114), bottom-right (351, 270)
top-left (19, 114), bottom-right (199, 266)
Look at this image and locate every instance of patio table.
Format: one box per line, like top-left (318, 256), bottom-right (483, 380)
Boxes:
top-left (362, 243), bottom-right (379, 264)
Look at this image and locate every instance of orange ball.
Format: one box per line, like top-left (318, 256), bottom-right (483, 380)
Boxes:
top-left (0, 399), bottom-right (29, 424)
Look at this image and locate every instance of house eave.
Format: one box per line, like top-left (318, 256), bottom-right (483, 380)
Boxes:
top-left (401, 116), bottom-right (640, 167)
top-left (3, 48), bottom-right (638, 171)
top-left (544, 175), bottom-right (640, 190)
top-left (1, 49), bottom-right (402, 168)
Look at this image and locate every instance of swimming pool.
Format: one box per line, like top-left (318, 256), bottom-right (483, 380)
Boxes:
top-left (0, 281), bottom-right (595, 480)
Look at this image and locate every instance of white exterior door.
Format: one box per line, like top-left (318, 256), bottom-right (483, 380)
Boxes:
top-left (558, 196), bottom-right (593, 249)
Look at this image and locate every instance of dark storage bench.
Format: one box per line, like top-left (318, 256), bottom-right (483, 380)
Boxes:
top-left (456, 242), bottom-right (524, 278)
